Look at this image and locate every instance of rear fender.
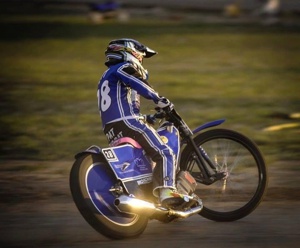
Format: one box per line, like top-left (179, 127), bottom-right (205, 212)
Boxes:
top-left (74, 144), bottom-right (153, 196)
top-left (74, 145), bottom-right (106, 161)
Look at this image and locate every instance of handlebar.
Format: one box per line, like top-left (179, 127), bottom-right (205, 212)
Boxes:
top-left (154, 107), bottom-right (193, 137)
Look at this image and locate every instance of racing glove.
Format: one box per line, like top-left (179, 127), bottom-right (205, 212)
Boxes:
top-left (156, 97), bottom-right (174, 110)
top-left (145, 114), bottom-right (156, 125)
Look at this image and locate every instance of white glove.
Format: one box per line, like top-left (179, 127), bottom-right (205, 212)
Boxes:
top-left (156, 97), bottom-right (173, 110)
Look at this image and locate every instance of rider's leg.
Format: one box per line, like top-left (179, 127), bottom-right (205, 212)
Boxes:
top-left (104, 119), bottom-right (186, 206)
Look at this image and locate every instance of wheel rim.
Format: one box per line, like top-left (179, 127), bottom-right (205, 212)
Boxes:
top-left (187, 137), bottom-right (263, 213)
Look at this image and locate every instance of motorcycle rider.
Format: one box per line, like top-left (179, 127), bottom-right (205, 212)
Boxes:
top-left (97, 38), bottom-right (188, 207)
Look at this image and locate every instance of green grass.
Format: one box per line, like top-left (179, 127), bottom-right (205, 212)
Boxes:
top-left (0, 15), bottom-right (299, 163)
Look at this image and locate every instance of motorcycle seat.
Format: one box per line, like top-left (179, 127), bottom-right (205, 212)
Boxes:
top-left (109, 137), bottom-right (142, 149)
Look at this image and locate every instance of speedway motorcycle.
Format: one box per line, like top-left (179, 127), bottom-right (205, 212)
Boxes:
top-left (70, 107), bottom-right (268, 239)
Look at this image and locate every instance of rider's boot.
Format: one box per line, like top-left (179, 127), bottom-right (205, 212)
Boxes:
top-left (159, 188), bottom-right (189, 208)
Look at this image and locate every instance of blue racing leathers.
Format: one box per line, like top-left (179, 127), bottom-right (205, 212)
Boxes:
top-left (97, 61), bottom-right (176, 196)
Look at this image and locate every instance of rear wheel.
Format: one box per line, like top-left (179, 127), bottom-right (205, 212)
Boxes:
top-left (180, 129), bottom-right (268, 221)
top-left (69, 154), bottom-right (148, 239)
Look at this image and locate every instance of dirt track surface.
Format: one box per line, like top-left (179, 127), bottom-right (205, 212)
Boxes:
top-left (0, 160), bottom-right (299, 248)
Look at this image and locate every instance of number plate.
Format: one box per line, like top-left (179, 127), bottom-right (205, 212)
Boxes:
top-left (102, 148), bottom-right (118, 162)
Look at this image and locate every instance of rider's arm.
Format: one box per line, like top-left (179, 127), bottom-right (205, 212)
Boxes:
top-left (116, 63), bottom-right (161, 103)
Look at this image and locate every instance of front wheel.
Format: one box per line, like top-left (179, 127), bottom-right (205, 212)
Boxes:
top-left (180, 129), bottom-right (268, 221)
top-left (69, 154), bottom-right (148, 239)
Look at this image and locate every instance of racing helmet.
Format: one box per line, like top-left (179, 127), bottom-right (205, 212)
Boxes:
top-left (105, 38), bottom-right (157, 79)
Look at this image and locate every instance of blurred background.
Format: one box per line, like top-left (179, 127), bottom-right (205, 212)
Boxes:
top-left (1, 0), bottom-right (300, 21)
top-left (0, 0), bottom-right (299, 162)
top-left (1, 0), bottom-right (300, 24)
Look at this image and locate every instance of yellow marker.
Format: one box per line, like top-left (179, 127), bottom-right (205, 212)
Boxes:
top-left (263, 123), bottom-right (300, 131)
top-left (290, 113), bottom-right (300, 119)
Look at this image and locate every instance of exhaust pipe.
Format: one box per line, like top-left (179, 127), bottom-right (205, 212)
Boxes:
top-left (114, 195), bottom-right (203, 218)
top-left (168, 205), bottom-right (203, 218)
top-left (114, 195), bottom-right (165, 216)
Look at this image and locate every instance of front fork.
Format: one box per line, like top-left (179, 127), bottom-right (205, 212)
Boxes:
top-left (186, 135), bottom-right (227, 185)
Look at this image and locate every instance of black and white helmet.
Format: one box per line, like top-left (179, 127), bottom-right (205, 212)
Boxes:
top-left (105, 38), bottom-right (157, 79)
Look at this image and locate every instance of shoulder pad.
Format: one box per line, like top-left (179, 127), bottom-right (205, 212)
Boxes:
top-left (122, 63), bottom-right (143, 78)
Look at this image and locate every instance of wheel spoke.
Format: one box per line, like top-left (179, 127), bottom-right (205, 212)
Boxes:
top-left (180, 129), bottom-right (267, 221)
